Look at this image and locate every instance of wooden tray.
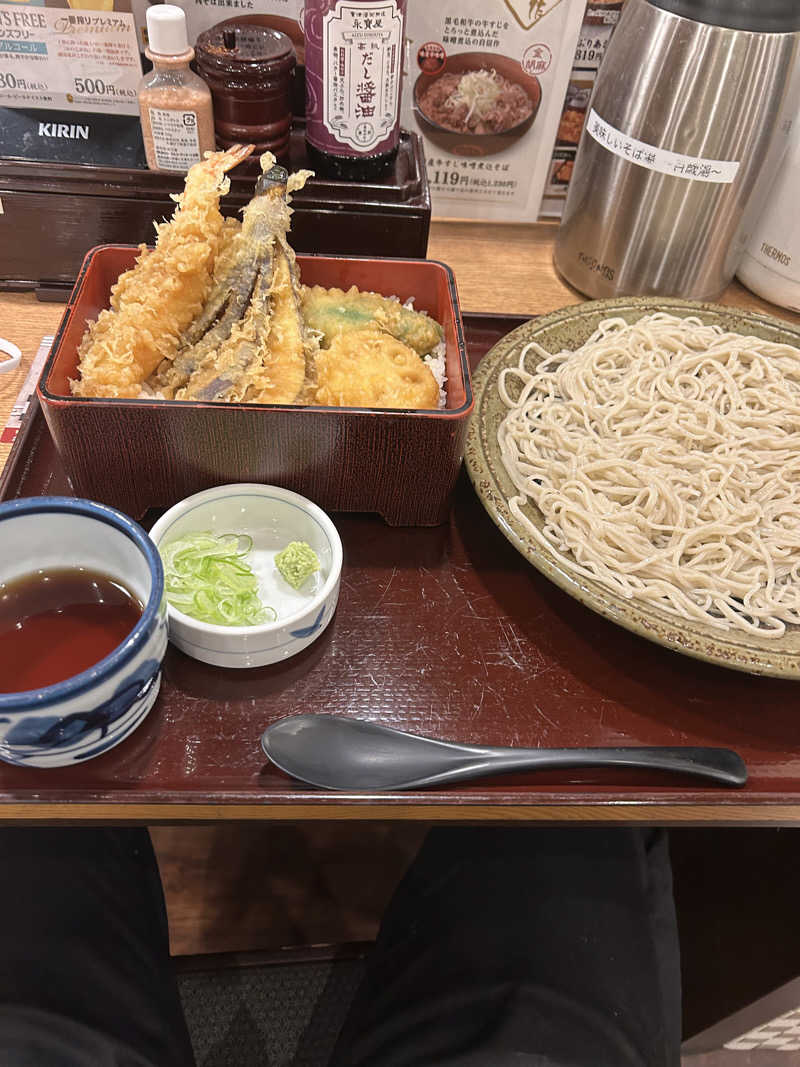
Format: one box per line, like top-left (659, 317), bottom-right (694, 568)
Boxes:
top-left (2, 313), bottom-right (800, 822)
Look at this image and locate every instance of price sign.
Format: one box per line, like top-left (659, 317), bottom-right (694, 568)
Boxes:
top-left (0, 3), bottom-right (141, 115)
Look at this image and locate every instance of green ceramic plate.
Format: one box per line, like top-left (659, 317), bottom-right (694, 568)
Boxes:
top-left (465, 296), bottom-right (800, 679)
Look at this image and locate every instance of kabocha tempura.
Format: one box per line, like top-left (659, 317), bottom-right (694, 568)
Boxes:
top-left (72, 149), bottom-right (446, 410)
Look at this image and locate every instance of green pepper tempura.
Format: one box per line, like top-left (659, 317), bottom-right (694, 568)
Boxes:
top-left (275, 541), bottom-right (321, 590)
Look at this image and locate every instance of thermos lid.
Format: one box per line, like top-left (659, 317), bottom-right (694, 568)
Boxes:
top-left (650, 0), bottom-right (800, 31)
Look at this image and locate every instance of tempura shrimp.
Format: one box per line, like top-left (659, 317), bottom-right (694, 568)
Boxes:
top-left (71, 144), bottom-right (254, 399)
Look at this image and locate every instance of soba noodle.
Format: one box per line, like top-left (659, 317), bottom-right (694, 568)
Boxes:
top-left (497, 312), bottom-right (800, 637)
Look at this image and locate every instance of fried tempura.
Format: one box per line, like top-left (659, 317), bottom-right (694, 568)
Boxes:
top-left (178, 248), bottom-right (310, 405)
top-left (315, 328), bottom-right (440, 410)
top-left (155, 157), bottom-right (295, 397)
top-left (302, 285), bottom-right (443, 356)
top-left (166, 156), bottom-right (312, 405)
top-left (71, 144), bottom-right (254, 399)
top-left (152, 155), bottom-right (314, 403)
top-left (238, 250), bottom-right (310, 405)
top-left (176, 261), bottom-right (273, 403)
top-left (68, 149), bottom-right (447, 411)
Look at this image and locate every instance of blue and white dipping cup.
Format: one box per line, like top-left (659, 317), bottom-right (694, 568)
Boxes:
top-left (0, 496), bottom-right (167, 768)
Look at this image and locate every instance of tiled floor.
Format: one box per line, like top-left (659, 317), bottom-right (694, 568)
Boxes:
top-left (178, 958), bottom-right (365, 1067)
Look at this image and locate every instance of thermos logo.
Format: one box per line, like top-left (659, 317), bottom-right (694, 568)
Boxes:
top-left (37, 122), bottom-right (90, 140)
top-left (503, 0), bottom-right (566, 31)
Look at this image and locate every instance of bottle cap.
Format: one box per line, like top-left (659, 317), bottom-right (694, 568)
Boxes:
top-left (146, 4), bottom-right (190, 56)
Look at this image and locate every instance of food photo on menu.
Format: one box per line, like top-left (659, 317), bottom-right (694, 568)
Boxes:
top-left (402, 0), bottom-right (588, 222)
top-left (5, 0), bottom-right (800, 1061)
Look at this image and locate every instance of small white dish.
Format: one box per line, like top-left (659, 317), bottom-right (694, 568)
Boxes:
top-left (0, 338), bottom-right (21, 375)
top-left (149, 484), bottom-right (343, 668)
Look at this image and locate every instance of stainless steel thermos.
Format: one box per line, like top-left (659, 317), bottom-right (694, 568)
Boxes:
top-left (554, 0), bottom-right (800, 301)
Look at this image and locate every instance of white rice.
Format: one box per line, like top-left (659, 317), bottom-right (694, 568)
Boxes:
top-left (403, 297), bottom-right (448, 408)
top-left (424, 341), bottom-right (448, 408)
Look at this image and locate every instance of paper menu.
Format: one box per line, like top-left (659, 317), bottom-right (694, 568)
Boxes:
top-left (0, 0), bottom-right (141, 115)
top-left (401, 0), bottom-right (587, 222)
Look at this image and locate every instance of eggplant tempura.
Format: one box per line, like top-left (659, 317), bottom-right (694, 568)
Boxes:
top-left (72, 149), bottom-right (445, 409)
top-left (153, 153), bottom-right (314, 403)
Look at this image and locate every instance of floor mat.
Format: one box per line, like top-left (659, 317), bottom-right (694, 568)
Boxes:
top-left (179, 959), bottom-right (365, 1067)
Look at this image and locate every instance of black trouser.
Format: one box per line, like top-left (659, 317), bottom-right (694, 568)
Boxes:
top-left (0, 826), bottom-right (680, 1066)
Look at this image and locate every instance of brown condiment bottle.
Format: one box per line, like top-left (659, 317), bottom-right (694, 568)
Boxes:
top-left (138, 4), bottom-right (215, 173)
top-left (195, 21), bottom-right (295, 161)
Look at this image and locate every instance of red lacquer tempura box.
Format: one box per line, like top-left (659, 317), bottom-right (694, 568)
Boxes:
top-left (38, 246), bottom-right (472, 525)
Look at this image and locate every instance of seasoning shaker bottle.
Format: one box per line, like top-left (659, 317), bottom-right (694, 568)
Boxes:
top-left (553, 0), bottom-right (800, 302)
top-left (138, 5), bottom-right (215, 173)
top-left (195, 21), bottom-right (295, 161)
top-left (737, 108), bottom-right (800, 311)
top-left (304, 0), bottom-right (407, 182)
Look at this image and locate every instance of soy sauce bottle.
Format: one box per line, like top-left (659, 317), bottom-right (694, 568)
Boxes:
top-left (304, 0), bottom-right (407, 181)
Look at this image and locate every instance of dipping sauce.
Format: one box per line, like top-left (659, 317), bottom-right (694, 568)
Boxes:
top-left (0, 568), bottom-right (143, 693)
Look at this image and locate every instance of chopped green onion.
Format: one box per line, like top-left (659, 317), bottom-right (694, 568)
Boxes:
top-left (275, 541), bottom-right (321, 590)
top-left (159, 532), bottom-right (275, 627)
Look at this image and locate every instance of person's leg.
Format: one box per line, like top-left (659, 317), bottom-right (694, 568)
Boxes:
top-left (0, 827), bottom-right (194, 1066)
top-left (331, 827), bottom-right (680, 1067)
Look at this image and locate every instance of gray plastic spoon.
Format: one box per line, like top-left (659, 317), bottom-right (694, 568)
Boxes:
top-left (261, 714), bottom-right (747, 791)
